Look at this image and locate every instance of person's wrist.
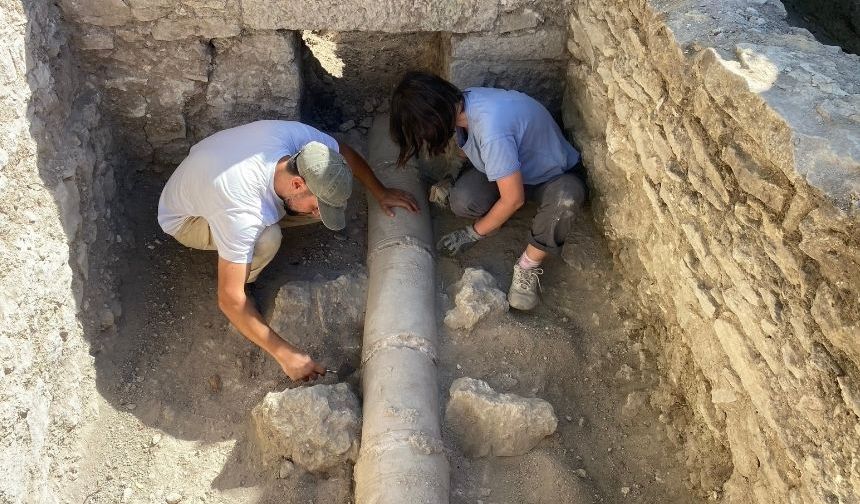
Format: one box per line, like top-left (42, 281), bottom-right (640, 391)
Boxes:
top-left (274, 344), bottom-right (303, 364)
top-left (371, 183), bottom-right (388, 201)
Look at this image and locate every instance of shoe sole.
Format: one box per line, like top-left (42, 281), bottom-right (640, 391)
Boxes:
top-left (508, 292), bottom-right (539, 311)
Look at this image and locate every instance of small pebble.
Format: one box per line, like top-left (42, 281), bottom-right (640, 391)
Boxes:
top-left (456, 364), bottom-right (462, 370)
top-left (575, 469), bottom-right (588, 478)
top-left (279, 460), bottom-right (295, 479)
top-left (207, 374), bottom-right (222, 394)
top-left (165, 492), bottom-right (183, 504)
top-left (578, 417), bottom-right (585, 427)
top-left (621, 486), bottom-right (630, 496)
top-left (565, 415), bottom-right (573, 422)
top-left (151, 433), bottom-right (162, 446)
top-left (121, 487), bottom-right (133, 502)
top-left (125, 403), bottom-right (136, 411)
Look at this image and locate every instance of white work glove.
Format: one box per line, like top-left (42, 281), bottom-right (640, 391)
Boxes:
top-left (437, 225), bottom-right (483, 256)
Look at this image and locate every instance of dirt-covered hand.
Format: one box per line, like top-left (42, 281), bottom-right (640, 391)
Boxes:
top-left (377, 187), bottom-right (420, 217)
top-left (437, 225), bottom-right (483, 256)
top-left (279, 351), bottom-right (326, 382)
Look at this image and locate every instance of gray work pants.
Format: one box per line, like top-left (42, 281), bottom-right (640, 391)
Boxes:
top-left (448, 167), bottom-right (586, 256)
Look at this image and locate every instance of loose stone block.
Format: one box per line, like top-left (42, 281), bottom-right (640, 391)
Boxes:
top-left (445, 377), bottom-right (557, 457)
top-left (251, 383), bottom-right (361, 472)
top-left (444, 268), bottom-right (508, 330)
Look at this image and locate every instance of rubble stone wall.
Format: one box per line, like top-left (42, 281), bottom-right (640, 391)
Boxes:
top-left (62, 8), bottom-right (303, 169)
top-left (564, 0), bottom-right (860, 502)
top-left (0, 0), bottom-right (118, 501)
top-left (57, 0), bottom-right (568, 171)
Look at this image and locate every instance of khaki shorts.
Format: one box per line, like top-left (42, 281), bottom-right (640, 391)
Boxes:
top-left (172, 213), bottom-right (321, 283)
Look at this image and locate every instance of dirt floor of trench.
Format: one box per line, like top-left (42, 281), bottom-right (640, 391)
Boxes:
top-left (65, 132), bottom-right (699, 504)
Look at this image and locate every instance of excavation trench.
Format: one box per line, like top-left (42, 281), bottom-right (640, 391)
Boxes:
top-left (6, 1), bottom-right (860, 503)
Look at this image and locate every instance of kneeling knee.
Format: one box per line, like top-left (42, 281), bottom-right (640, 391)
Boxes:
top-left (448, 189), bottom-right (474, 218)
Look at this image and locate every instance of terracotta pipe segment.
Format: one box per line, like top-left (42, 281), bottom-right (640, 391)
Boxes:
top-left (353, 115), bottom-right (449, 504)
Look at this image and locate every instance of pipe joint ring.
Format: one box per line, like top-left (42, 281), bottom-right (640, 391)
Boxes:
top-left (361, 333), bottom-right (438, 366)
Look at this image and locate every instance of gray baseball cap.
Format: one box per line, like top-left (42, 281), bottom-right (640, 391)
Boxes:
top-left (295, 141), bottom-right (353, 231)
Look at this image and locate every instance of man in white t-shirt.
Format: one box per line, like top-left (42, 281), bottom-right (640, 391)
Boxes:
top-left (158, 120), bottom-right (418, 381)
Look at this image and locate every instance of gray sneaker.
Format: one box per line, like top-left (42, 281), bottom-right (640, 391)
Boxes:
top-left (508, 265), bottom-right (543, 311)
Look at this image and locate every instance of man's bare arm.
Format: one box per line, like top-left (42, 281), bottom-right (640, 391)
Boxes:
top-left (216, 258), bottom-right (324, 381)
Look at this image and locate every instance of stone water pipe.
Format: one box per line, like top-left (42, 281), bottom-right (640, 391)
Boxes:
top-left (353, 116), bottom-right (450, 503)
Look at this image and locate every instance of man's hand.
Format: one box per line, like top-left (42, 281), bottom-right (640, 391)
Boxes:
top-left (217, 258), bottom-right (325, 382)
top-left (338, 141), bottom-right (421, 218)
top-left (437, 225), bottom-right (483, 256)
top-left (276, 347), bottom-right (326, 381)
top-left (377, 187), bottom-right (419, 217)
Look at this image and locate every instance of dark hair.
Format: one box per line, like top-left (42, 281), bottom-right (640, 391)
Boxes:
top-left (390, 71), bottom-right (463, 168)
top-left (280, 154), bottom-right (300, 175)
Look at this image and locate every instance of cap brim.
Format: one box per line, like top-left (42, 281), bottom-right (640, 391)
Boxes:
top-left (318, 200), bottom-right (346, 231)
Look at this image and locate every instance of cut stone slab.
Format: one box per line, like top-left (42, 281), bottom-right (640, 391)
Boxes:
top-left (444, 268), bottom-right (508, 330)
top-left (446, 377), bottom-right (557, 457)
top-left (251, 383), bottom-right (361, 472)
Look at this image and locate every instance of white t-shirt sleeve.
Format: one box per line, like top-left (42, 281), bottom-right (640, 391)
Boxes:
top-left (208, 212), bottom-right (266, 264)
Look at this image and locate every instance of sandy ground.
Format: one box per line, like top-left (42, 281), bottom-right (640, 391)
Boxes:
top-left (65, 133), bottom-right (700, 504)
top-left (435, 201), bottom-right (696, 504)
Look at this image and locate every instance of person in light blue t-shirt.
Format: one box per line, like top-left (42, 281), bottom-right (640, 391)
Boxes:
top-left (390, 71), bottom-right (587, 310)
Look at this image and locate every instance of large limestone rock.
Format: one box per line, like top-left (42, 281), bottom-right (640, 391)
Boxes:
top-left (445, 377), bottom-right (557, 457)
top-left (444, 268), bottom-right (508, 330)
top-left (251, 383), bottom-right (361, 472)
